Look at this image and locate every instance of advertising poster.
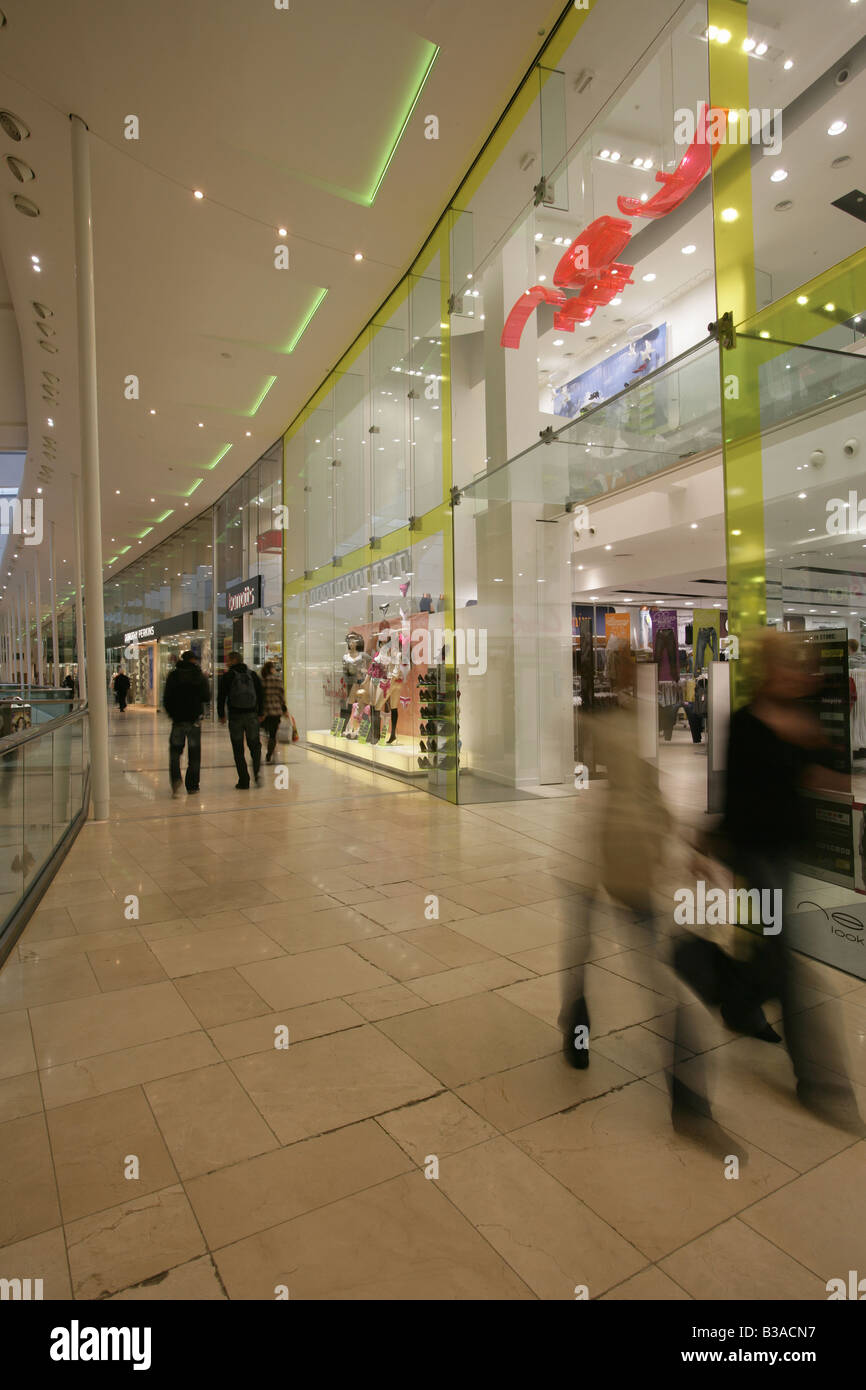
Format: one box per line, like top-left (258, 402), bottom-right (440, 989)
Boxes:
top-left (692, 609), bottom-right (720, 671)
top-left (606, 612), bottom-right (631, 648)
top-left (804, 628), bottom-right (851, 776)
top-left (553, 325), bottom-right (667, 419)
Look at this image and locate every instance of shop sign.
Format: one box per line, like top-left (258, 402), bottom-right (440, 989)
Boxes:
top-left (113, 611), bottom-right (202, 650)
top-left (501, 104), bottom-right (726, 347)
top-left (256, 529), bottom-right (283, 554)
top-left (226, 576), bottom-right (263, 615)
top-left (124, 625), bottom-right (155, 643)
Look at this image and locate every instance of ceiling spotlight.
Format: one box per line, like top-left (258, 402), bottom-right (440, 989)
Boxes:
top-left (681, 244), bottom-right (696, 255)
top-left (825, 302), bottom-right (836, 312)
top-left (798, 491), bottom-right (807, 499)
top-left (149, 408), bottom-right (156, 415)
top-left (553, 339), bottom-right (564, 346)
top-left (278, 226), bottom-right (287, 236)
top-left (604, 544), bottom-right (612, 551)
top-left (770, 168), bottom-right (788, 182)
top-left (534, 231), bottom-right (543, 241)
top-left (784, 59), bottom-right (794, 70)
top-left (721, 207), bottom-right (739, 222)
top-left (742, 38), bottom-right (756, 53)
top-left (600, 148), bottom-right (611, 159)
top-left (245, 430), bottom-right (252, 437)
top-left (631, 156), bottom-right (643, 167)
top-left (642, 159), bottom-right (653, 170)
top-left (796, 295), bottom-right (808, 305)
top-left (610, 297), bottom-right (622, 306)
top-left (47, 417), bottom-right (53, 426)
top-left (828, 121), bottom-right (847, 136)
top-left (609, 151), bottom-right (621, 162)
top-left (642, 272), bottom-right (656, 282)
top-left (716, 30), bottom-right (731, 44)
top-left (690, 523), bottom-right (698, 529)
top-left (198, 421), bottom-right (204, 427)
top-left (754, 42), bottom-right (768, 56)
top-left (354, 252), bottom-right (364, 261)
top-left (760, 330), bottom-right (771, 338)
top-left (115, 489), bottom-right (120, 495)
top-left (193, 189), bottom-right (204, 199)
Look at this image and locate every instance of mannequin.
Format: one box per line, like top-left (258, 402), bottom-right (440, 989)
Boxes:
top-left (382, 630), bottom-right (411, 744)
top-left (367, 625), bottom-right (394, 744)
top-left (341, 632), bottom-right (368, 736)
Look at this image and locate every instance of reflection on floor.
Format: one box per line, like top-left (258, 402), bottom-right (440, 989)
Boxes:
top-left (0, 705), bottom-right (864, 1300)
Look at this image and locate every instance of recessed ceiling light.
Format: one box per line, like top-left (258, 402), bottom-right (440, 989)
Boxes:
top-left (770, 169), bottom-right (788, 183)
top-left (354, 252), bottom-right (364, 261)
top-left (115, 489), bottom-right (120, 495)
top-left (553, 339), bottom-right (564, 346)
top-left (754, 42), bottom-right (768, 56)
top-left (742, 37), bottom-right (756, 53)
top-left (828, 121), bottom-right (847, 136)
top-left (796, 295), bottom-right (808, 305)
top-left (716, 29), bottom-right (731, 44)
top-left (798, 491), bottom-right (807, 499)
top-left (609, 151), bottom-right (620, 162)
top-left (631, 156), bottom-right (643, 167)
top-left (690, 523), bottom-right (698, 529)
top-left (824, 302), bottom-right (836, 313)
top-left (642, 272), bottom-right (656, 282)
top-left (245, 430), bottom-right (252, 437)
top-left (149, 408), bottom-right (156, 415)
top-left (278, 226), bottom-right (287, 236)
top-left (600, 148), bottom-right (610, 159)
top-left (610, 297), bottom-right (622, 306)
top-left (784, 59), bottom-right (794, 70)
top-left (721, 207), bottom-right (739, 222)
top-left (538, 274), bottom-right (547, 282)
top-left (198, 421), bottom-right (204, 427)
top-left (760, 330), bottom-right (771, 339)
top-left (534, 231), bottom-right (543, 241)
top-left (604, 544), bottom-right (612, 550)
top-left (193, 189), bottom-right (204, 199)
top-left (681, 244), bottom-right (696, 255)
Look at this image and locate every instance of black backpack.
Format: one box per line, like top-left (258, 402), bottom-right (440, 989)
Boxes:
top-left (230, 667), bottom-right (257, 711)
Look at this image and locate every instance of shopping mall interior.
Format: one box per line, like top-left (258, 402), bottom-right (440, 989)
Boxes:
top-left (0, 0), bottom-right (865, 1327)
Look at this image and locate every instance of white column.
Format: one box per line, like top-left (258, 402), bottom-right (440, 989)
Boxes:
top-left (71, 475), bottom-right (87, 703)
top-left (16, 588), bottom-right (24, 692)
top-left (70, 113), bottom-right (109, 818)
top-left (49, 521), bottom-right (59, 685)
top-left (34, 555), bottom-right (44, 686)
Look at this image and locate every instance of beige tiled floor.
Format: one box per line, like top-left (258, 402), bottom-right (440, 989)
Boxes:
top-left (0, 707), bottom-right (864, 1300)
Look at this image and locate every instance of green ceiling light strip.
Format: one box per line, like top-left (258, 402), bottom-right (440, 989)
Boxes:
top-left (155, 509), bottom-right (174, 524)
top-left (184, 478), bottom-right (204, 496)
top-left (137, 527), bottom-right (153, 539)
top-left (118, 546), bottom-right (130, 554)
top-left (366, 44), bottom-right (439, 204)
top-left (285, 288), bottom-right (328, 353)
top-left (208, 444), bottom-right (233, 471)
top-left (248, 375), bottom-right (277, 416)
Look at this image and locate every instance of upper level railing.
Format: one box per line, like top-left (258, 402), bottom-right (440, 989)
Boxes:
top-left (0, 704), bottom-right (91, 967)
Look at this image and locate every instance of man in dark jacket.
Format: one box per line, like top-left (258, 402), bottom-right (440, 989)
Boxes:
top-left (163, 651), bottom-right (211, 797)
top-left (112, 668), bottom-right (131, 712)
top-left (218, 651), bottom-right (264, 789)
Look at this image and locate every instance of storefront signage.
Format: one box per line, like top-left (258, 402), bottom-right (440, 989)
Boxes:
top-left (501, 104), bottom-right (726, 347)
top-left (226, 576), bottom-right (263, 615)
top-left (306, 550), bottom-right (412, 606)
top-left (256, 529), bottom-right (283, 554)
top-left (112, 611), bottom-right (203, 650)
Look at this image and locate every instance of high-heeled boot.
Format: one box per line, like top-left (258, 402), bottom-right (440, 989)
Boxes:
top-left (386, 708), bottom-right (398, 745)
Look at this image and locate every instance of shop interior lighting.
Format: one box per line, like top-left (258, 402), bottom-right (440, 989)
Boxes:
top-left (770, 169), bottom-right (788, 182)
top-left (828, 121), bottom-right (847, 135)
top-left (784, 59), bottom-right (794, 69)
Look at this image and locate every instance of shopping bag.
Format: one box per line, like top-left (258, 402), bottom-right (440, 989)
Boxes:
top-left (291, 714), bottom-right (299, 743)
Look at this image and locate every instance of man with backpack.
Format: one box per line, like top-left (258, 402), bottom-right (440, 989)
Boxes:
top-left (163, 650), bottom-right (211, 797)
top-left (218, 651), bottom-right (264, 789)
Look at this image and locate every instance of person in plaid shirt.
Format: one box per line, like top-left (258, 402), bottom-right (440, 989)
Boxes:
top-left (260, 661), bottom-right (288, 763)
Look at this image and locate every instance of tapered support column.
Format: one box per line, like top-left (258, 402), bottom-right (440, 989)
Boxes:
top-left (34, 556), bottom-right (44, 686)
top-left (49, 521), bottom-right (59, 685)
top-left (70, 114), bottom-right (109, 819)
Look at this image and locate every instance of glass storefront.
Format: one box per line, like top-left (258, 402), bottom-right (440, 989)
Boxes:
top-left (279, 0), bottom-right (866, 820)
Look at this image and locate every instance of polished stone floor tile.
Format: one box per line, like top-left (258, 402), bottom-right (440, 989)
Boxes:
top-left (376, 1091), bottom-right (497, 1162)
top-left (0, 1070), bottom-right (43, 1122)
top-left (378, 992), bottom-right (561, 1088)
top-left (29, 981), bottom-right (200, 1068)
top-left (149, 923), bottom-right (284, 978)
top-left (0, 1225), bottom-right (73, 1299)
top-left (108, 1254), bottom-right (226, 1300)
top-left (86, 942), bottom-right (168, 992)
top-left (144, 1063), bottom-right (278, 1178)
top-left (207, 999), bottom-right (363, 1061)
top-left (0, 1112), bottom-right (61, 1245)
top-left (65, 1184), bottom-right (206, 1300)
top-left (229, 1024), bottom-right (440, 1145)
top-left (212, 1171), bottom-right (535, 1300)
top-left (238, 945), bottom-right (392, 1011)
top-left (47, 1085), bottom-right (178, 1222)
top-left (0, 1008), bottom-right (36, 1078)
top-left (186, 1118), bottom-right (413, 1248)
top-left (740, 1142), bottom-right (866, 1279)
top-left (40, 1031), bottom-right (221, 1109)
top-left (437, 1136), bottom-right (646, 1299)
top-left (659, 1218), bottom-right (826, 1300)
top-left (514, 1081), bottom-right (794, 1262)
top-left (174, 968), bottom-right (270, 1028)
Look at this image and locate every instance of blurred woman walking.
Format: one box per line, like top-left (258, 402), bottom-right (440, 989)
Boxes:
top-left (260, 661), bottom-right (288, 763)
